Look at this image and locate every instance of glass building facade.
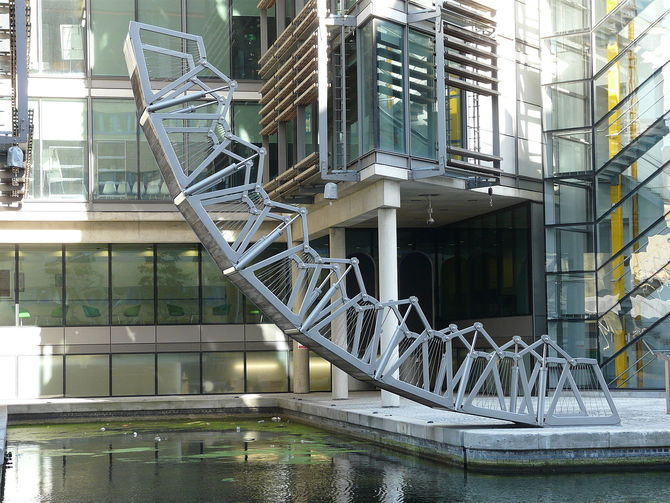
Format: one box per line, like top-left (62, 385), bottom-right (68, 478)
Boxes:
top-left (543, 0), bottom-right (670, 388)
top-left (0, 0), bottom-right (553, 398)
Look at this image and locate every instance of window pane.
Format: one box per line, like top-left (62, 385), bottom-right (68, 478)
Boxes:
top-left (31, 100), bottom-right (88, 201)
top-left (345, 33), bottom-right (358, 163)
top-left (246, 351), bottom-right (288, 392)
top-left (360, 22), bottom-right (374, 155)
top-left (92, 100), bottom-right (139, 200)
top-left (19, 245), bottom-right (63, 326)
top-left (18, 355), bottom-right (63, 398)
top-left (137, 0), bottom-right (183, 80)
top-left (33, 0), bottom-right (85, 74)
top-left (234, 103), bottom-right (262, 145)
top-left (91, 0), bottom-right (134, 76)
top-left (409, 31), bottom-right (436, 159)
top-left (231, 0), bottom-right (261, 79)
top-left (139, 134), bottom-right (170, 200)
top-left (202, 352), bottom-right (244, 393)
top-left (187, 0), bottom-right (230, 76)
top-left (376, 21), bottom-right (405, 154)
top-left (65, 355), bottom-right (110, 397)
top-left (157, 245), bottom-right (199, 324)
top-left (138, 0), bottom-right (181, 31)
top-left (157, 353), bottom-right (200, 394)
top-left (112, 354), bottom-right (155, 396)
top-left (112, 245), bottom-right (155, 325)
top-left (202, 252), bottom-right (243, 324)
top-left (65, 245), bottom-right (109, 326)
top-left (0, 245), bottom-right (15, 326)
top-left (309, 352), bottom-right (331, 392)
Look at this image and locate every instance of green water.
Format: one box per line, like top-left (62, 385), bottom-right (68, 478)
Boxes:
top-left (2, 418), bottom-right (670, 503)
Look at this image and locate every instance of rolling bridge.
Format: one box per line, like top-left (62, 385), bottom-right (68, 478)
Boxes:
top-left (124, 22), bottom-right (619, 427)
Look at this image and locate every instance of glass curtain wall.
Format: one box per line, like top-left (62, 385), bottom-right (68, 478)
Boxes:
top-left (156, 245), bottom-right (199, 324)
top-left (544, 0), bottom-right (670, 388)
top-left (31, 0), bottom-right (86, 74)
top-left (30, 99), bottom-right (88, 201)
top-left (90, 0), bottom-right (134, 76)
top-left (355, 21), bottom-right (438, 161)
top-left (2, 243), bottom-right (286, 327)
top-left (111, 245), bottom-right (155, 325)
top-left (202, 251), bottom-right (244, 324)
top-left (408, 30), bottom-right (436, 159)
top-left (88, 1), bottom-right (262, 79)
top-left (375, 21), bottom-right (405, 154)
top-left (65, 244), bottom-right (109, 325)
top-left (0, 246), bottom-right (15, 326)
top-left (92, 100), bottom-right (139, 199)
top-left (7, 350), bottom-right (298, 398)
top-left (92, 99), bottom-right (169, 200)
top-left (18, 245), bottom-right (63, 327)
top-left (542, 1), bottom-right (595, 359)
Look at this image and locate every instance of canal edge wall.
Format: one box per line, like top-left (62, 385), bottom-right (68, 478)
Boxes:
top-left (3, 394), bottom-right (670, 473)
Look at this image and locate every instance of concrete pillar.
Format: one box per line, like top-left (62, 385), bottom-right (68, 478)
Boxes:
top-left (378, 207), bottom-right (400, 407)
top-left (291, 261), bottom-right (309, 394)
top-left (330, 227), bottom-right (349, 399)
top-left (292, 339), bottom-right (310, 394)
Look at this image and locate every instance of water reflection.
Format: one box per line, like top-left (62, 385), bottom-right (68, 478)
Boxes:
top-left (3, 419), bottom-right (670, 503)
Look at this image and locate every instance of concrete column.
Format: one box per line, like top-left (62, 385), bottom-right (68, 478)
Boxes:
top-left (330, 227), bottom-right (349, 399)
top-left (292, 339), bottom-right (310, 393)
top-left (378, 207), bottom-right (400, 407)
top-left (291, 262), bottom-right (309, 394)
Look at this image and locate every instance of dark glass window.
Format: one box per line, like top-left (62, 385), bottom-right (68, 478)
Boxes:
top-left (111, 245), bottom-right (155, 325)
top-left (187, 0), bottom-right (231, 76)
top-left (202, 251), bottom-right (244, 324)
top-left (18, 245), bottom-right (63, 327)
top-left (65, 244), bottom-right (109, 326)
top-left (232, 0), bottom-right (261, 79)
top-left (156, 244), bottom-right (200, 324)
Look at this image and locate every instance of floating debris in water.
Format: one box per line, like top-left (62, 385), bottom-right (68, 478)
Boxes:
top-left (257, 420), bottom-right (265, 423)
top-left (132, 432), bottom-right (138, 438)
top-left (154, 436), bottom-right (161, 442)
top-left (271, 416), bottom-right (281, 422)
top-left (235, 426), bottom-right (240, 432)
top-left (100, 427), bottom-right (106, 432)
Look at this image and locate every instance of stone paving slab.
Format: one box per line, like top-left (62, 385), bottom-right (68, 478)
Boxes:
top-left (2, 392), bottom-right (670, 471)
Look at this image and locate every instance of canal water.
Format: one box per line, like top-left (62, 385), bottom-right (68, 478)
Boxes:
top-left (2, 418), bottom-right (669, 503)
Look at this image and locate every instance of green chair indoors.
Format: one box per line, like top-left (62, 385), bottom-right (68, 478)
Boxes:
top-left (167, 303), bottom-right (185, 317)
top-left (123, 304), bottom-right (141, 317)
top-left (82, 305), bottom-right (101, 318)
